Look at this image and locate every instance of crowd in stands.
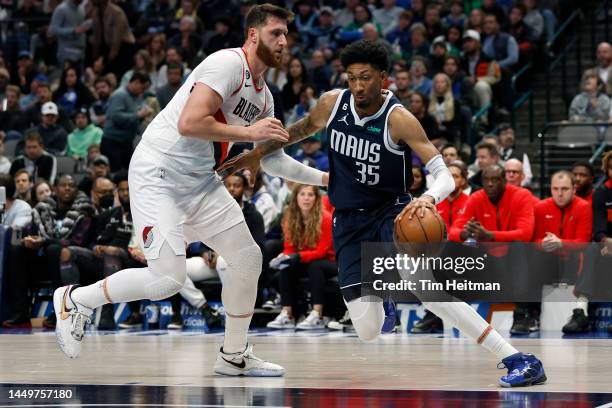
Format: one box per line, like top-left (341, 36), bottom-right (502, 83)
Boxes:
top-left (0, 0), bottom-right (610, 335)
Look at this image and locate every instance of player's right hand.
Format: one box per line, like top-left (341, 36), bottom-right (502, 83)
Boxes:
top-left (247, 118), bottom-right (289, 142)
top-left (217, 150), bottom-right (261, 183)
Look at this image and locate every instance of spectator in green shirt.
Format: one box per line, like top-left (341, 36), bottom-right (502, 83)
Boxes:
top-left (67, 108), bottom-right (103, 161)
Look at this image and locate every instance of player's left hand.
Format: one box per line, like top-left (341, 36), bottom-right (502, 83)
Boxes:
top-left (542, 232), bottom-right (562, 252)
top-left (395, 195), bottom-right (435, 223)
top-left (464, 220), bottom-right (494, 241)
top-left (217, 150), bottom-right (261, 184)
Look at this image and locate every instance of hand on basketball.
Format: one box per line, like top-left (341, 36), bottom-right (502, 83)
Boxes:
top-left (216, 150), bottom-right (261, 184)
top-left (247, 118), bottom-right (289, 143)
top-left (395, 195), bottom-right (435, 223)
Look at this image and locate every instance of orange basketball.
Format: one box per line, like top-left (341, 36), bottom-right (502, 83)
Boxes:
top-left (395, 207), bottom-right (446, 244)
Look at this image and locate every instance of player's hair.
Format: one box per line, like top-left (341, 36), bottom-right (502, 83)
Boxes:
top-left (551, 170), bottom-right (576, 185)
top-left (283, 184), bottom-right (323, 250)
top-left (340, 40), bottom-right (390, 72)
top-left (475, 141), bottom-right (499, 158)
top-left (571, 161), bottom-right (595, 177)
top-left (244, 3), bottom-right (294, 38)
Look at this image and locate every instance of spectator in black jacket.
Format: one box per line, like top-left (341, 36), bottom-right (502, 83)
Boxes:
top-left (0, 85), bottom-right (27, 134)
top-left (34, 102), bottom-right (68, 155)
top-left (2, 175), bottom-right (95, 328)
top-left (10, 132), bottom-right (57, 185)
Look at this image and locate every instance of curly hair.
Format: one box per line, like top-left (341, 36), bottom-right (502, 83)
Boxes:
top-left (602, 151), bottom-right (612, 178)
top-left (283, 184), bottom-right (323, 250)
top-left (340, 40), bottom-right (389, 72)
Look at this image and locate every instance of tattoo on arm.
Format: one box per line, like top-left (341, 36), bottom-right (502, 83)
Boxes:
top-left (256, 115), bottom-right (319, 157)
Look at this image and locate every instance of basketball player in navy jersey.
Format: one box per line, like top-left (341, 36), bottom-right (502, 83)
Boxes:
top-left (219, 40), bottom-right (546, 387)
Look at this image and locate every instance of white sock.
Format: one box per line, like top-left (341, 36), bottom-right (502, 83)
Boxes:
top-left (72, 268), bottom-right (151, 309)
top-left (576, 296), bottom-right (588, 315)
top-left (223, 315), bottom-right (252, 353)
top-left (425, 302), bottom-right (518, 360)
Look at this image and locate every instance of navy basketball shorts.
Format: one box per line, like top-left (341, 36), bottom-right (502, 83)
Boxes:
top-left (332, 195), bottom-right (412, 302)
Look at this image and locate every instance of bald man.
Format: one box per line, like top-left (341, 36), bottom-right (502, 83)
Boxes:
top-left (505, 159), bottom-right (538, 205)
top-left (586, 42), bottom-right (612, 95)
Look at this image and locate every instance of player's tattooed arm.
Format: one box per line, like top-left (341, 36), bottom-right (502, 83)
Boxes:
top-left (217, 90), bottom-right (341, 178)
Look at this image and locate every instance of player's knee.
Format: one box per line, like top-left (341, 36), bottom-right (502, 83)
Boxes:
top-left (145, 275), bottom-right (185, 300)
top-left (226, 243), bottom-right (262, 279)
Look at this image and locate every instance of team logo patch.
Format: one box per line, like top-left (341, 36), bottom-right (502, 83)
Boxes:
top-left (143, 226), bottom-right (154, 249)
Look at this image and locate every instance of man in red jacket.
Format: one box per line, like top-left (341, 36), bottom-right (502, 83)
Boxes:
top-left (449, 164), bottom-right (536, 334)
top-left (531, 171), bottom-right (592, 334)
top-left (571, 161), bottom-right (595, 205)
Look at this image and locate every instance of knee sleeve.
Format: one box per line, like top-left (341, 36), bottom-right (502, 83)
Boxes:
top-left (219, 243), bottom-right (262, 314)
top-left (345, 296), bottom-right (384, 342)
top-left (145, 242), bottom-right (187, 300)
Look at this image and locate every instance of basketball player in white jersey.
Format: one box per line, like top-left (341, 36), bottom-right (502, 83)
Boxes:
top-left (52, 4), bottom-right (327, 377)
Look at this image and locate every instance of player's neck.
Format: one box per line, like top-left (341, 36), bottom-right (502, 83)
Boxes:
top-left (242, 44), bottom-right (267, 81)
top-left (354, 94), bottom-right (385, 118)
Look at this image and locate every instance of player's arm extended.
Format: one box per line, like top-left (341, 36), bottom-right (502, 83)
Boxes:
top-left (177, 83), bottom-right (288, 143)
top-left (217, 90), bottom-right (341, 182)
top-left (390, 107), bottom-right (454, 206)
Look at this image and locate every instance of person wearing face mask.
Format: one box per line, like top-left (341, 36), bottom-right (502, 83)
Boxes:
top-left (91, 176), bottom-right (115, 213)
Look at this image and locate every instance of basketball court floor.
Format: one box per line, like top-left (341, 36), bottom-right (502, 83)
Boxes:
top-left (0, 328), bottom-right (611, 407)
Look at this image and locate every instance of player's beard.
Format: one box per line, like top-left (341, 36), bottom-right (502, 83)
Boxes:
top-left (256, 41), bottom-right (282, 68)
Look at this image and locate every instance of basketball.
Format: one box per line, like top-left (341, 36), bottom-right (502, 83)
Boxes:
top-left (395, 207), bottom-right (446, 244)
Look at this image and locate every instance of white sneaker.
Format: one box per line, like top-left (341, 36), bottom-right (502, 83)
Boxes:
top-left (266, 309), bottom-right (295, 329)
top-left (327, 311), bottom-right (354, 331)
top-left (214, 344), bottom-right (285, 377)
top-left (296, 310), bottom-right (329, 330)
top-left (53, 285), bottom-right (92, 359)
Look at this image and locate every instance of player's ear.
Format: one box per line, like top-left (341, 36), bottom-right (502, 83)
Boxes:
top-left (247, 27), bottom-right (258, 44)
top-left (380, 70), bottom-right (388, 82)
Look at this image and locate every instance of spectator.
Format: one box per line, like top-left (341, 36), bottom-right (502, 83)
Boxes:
top-left (482, 13), bottom-right (519, 71)
top-left (90, 76), bottom-right (114, 128)
top-left (342, 4), bottom-right (381, 35)
top-left (469, 141), bottom-right (501, 188)
top-left (449, 164), bottom-right (535, 243)
top-left (409, 57), bottom-right (432, 95)
top-left (408, 92), bottom-right (439, 140)
top-left (0, 85), bottom-right (27, 134)
top-left (53, 67), bottom-right (95, 117)
top-left (91, 0), bottom-right (136, 79)
top-left (329, 57), bottom-right (348, 89)
top-left (467, 8), bottom-right (485, 33)
top-left (443, 1), bottom-right (467, 29)
top-left (586, 42), bottom-right (612, 95)
top-left (147, 33), bottom-right (167, 70)
top-left (481, 0), bottom-right (508, 29)
top-left (156, 64), bottom-right (184, 110)
top-left (23, 82), bottom-right (72, 132)
top-left (0, 133), bottom-right (11, 173)
top-left (568, 72), bottom-right (610, 122)
top-left (386, 11), bottom-right (413, 55)
top-left (436, 161), bottom-right (470, 231)
top-left (441, 144), bottom-right (460, 164)
top-left (461, 29), bottom-right (501, 117)
top-left (78, 155), bottom-right (110, 195)
top-left (393, 69), bottom-right (412, 107)
top-left (424, 4), bottom-right (444, 39)
top-left (498, 123), bottom-right (533, 186)
top-left (135, 0), bottom-right (174, 38)
top-left (504, 158), bottom-right (527, 187)
top-left (429, 36), bottom-right (452, 75)
top-left (67, 108), bottom-right (103, 161)
top-left (428, 73), bottom-right (463, 142)
top-left (12, 51), bottom-right (37, 95)
top-left (0, 173), bottom-right (32, 229)
top-left (293, 134), bottom-right (328, 172)
top-left (0, 68), bottom-right (9, 101)
top-left (35, 102), bottom-right (69, 155)
top-left (31, 179), bottom-right (52, 207)
top-left (310, 50), bottom-right (333, 95)
top-left (120, 50), bottom-right (159, 92)
top-left (204, 17), bottom-right (241, 56)
top-left (404, 23), bottom-right (430, 60)
top-left (571, 161), bottom-right (595, 205)
top-left (282, 57), bottom-right (309, 114)
top-left (362, 24), bottom-right (394, 58)
top-left (2, 175), bottom-right (94, 329)
top-left (523, 0), bottom-right (545, 40)
top-left (409, 165), bottom-right (426, 197)
top-left (443, 55), bottom-right (477, 109)
top-left (89, 176), bottom-right (115, 213)
top-left (314, 7), bottom-right (341, 55)
top-left (250, 169), bottom-right (280, 235)
top-left (409, 0), bottom-right (425, 22)
top-left (168, 16), bottom-right (202, 67)
top-left (48, 0), bottom-right (89, 68)
top-left (293, 0), bottom-right (319, 51)
top-left (13, 170), bottom-right (33, 203)
top-left (267, 184), bottom-right (336, 330)
top-left (101, 72), bottom-right (151, 171)
top-left (531, 171), bottom-right (593, 334)
top-left (10, 132), bottom-right (57, 185)
top-left (445, 25), bottom-right (464, 56)
top-left (373, 0), bottom-right (403, 37)
top-left (592, 152), bottom-right (612, 277)
top-left (286, 84), bottom-right (317, 126)
top-left (334, 0), bottom-right (359, 30)
top-left (509, 4), bottom-right (537, 63)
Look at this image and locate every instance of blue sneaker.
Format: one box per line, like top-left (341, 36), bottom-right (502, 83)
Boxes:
top-left (381, 300), bottom-right (399, 333)
top-left (498, 352), bottom-right (547, 387)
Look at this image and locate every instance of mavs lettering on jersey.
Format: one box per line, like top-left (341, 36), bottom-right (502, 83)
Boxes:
top-left (327, 89), bottom-right (413, 210)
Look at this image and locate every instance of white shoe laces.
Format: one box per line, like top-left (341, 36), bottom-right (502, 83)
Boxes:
top-left (70, 310), bottom-right (91, 341)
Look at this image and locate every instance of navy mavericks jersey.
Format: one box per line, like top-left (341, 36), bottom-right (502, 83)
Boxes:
top-left (326, 89), bottom-right (413, 210)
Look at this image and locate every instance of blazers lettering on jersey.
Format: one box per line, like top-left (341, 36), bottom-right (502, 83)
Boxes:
top-left (232, 97), bottom-right (261, 123)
